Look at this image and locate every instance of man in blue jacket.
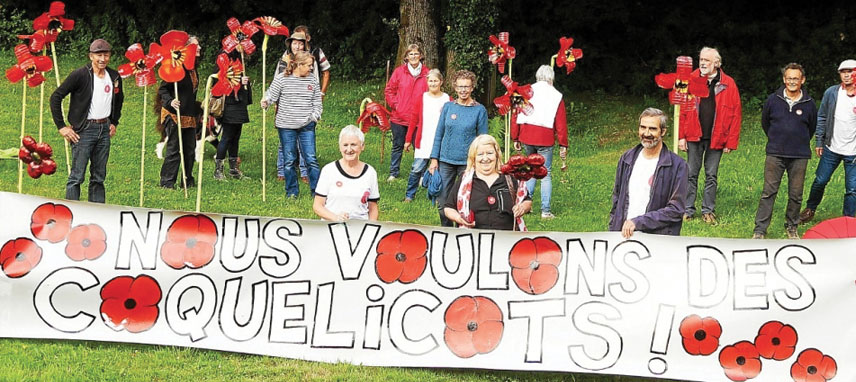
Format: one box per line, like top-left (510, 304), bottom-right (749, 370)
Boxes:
top-left (609, 108), bottom-right (688, 238)
top-left (753, 63), bottom-right (817, 239)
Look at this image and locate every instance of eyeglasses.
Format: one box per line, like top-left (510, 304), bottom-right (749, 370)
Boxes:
top-left (784, 77), bottom-right (802, 83)
top-left (456, 85), bottom-right (472, 90)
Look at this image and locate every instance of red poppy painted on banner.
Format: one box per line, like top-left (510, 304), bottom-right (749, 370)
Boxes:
top-left (16, 1), bottom-right (75, 53)
top-left (65, 224), bottom-right (107, 261)
top-left (654, 56), bottom-right (708, 112)
top-left (755, 320), bottom-right (797, 361)
top-left (160, 214), bottom-right (218, 269)
top-left (222, 18), bottom-right (259, 56)
top-left (444, 296), bottom-right (504, 358)
top-left (100, 275), bottom-right (162, 333)
top-left (494, 75), bottom-right (534, 116)
top-left (356, 101), bottom-right (392, 133)
top-left (719, 341), bottom-right (762, 381)
top-left (508, 237), bottom-right (561, 294)
top-left (5, 44), bottom-right (54, 87)
top-left (118, 43), bottom-right (162, 87)
top-left (555, 37), bottom-right (583, 75)
top-left (375, 230), bottom-right (428, 284)
top-left (679, 314), bottom-right (721, 356)
top-left (790, 348), bottom-right (837, 382)
top-left (211, 53), bottom-right (244, 97)
top-left (30, 202), bottom-right (72, 243)
top-left (488, 32), bottom-right (515, 74)
top-left (0, 238), bottom-right (42, 278)
top-left (151, 30), bottom-right (197, 83)
top-left (253, 16), bottom-right (290, 37)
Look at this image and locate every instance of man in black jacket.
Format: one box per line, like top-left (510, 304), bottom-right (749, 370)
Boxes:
top-left (50, 39), bottom-right (123, 203)
top-left (752, 63), bottom-right (817, 239)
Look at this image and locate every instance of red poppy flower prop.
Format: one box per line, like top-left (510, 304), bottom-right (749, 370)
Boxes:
top-left (791, 349), bottom-right (837, 382)
top-left (444, 296), bottom-right (504, 358)
top-left (494, 75), bottom-right (534, 116)
top-left (222, 18), bottom-right (259, 55)
top-left (253, 16), bottom-right (290, 37)
top-left (118, 43), bottom-right (162, 87)
top-left (30, 202), bottom-right (72, 243)
top-left (160, 214), bottom-right (218, 269)
top-left (356, 101), bottom-right (392, 133)
top-left (754, 321), bottom-right (797, 361)
top-left (100, 275), bottom-right (162, 333)
top-left (0, 238), bottom-right (43, 278)
top-left (679, 314), bottom-right (722, 356)
top-left (375, 230), bottom-right (428, 284)
top-left (18, 135), bottom-right (57, 179)
top-left (655, 56), bottom-right (708, 111)
top-left (65, 224), bottom-right (107, 261)
top-left (6, 45), bottom-right (54, 87)
top-left (16, 1), bottom-right (75, 53)
top-left (508, 237), bottom-right (562, 294)
top-left (555, 37), bottom-right (583, 75)
top-left (501, 153), bottom-right (548, 181)
top-left (151, 30), bottom-right (197, 83)
top-left (719, 341), bottom-right (762, 381)
top-left (211, 53), bottom-right (245, 97)
top-left (488, 32), bottom-right (516, 74)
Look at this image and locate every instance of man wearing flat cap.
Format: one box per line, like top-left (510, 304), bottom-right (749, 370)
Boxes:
top-left (800, 59), bottom-right (856, 222)
top-left (50, 38), bottom-right (123, 203)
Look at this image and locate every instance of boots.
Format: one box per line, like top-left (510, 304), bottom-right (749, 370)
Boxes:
top-left (228, 157), bottom-right (244, 179)
top-left (214, 159), bottom-right (225, 180)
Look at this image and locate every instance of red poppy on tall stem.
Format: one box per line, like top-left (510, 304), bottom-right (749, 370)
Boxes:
top-left (0, 238), bottom-right (42, 278)
top-left (556, 37), bottom-right (583, 75)
top-left (655, 56), bottom-right (708, 112)
top-left (488, 32), bottom-right (516, 74)
top-left (494, 75), bottom-right (534, 116)
top-left (222, 18), bottom-right (259, 55)
top-left (253, 16), bottom-right (290, 37)
top-left (357, 101), bottom-right (392, 133)
top-left (151, 30), bottom-right (197, 83)
top-left (6, 45), bottom-right (53, 87)
top-left (118, 43), bottom-right (162, 87)
top-left (16, 1), bottom-right (75, 53)
top-left (211, 53), bottom-right (244, 97)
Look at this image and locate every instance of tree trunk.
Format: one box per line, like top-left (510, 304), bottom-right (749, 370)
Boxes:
top-left (397, 0), bottom-right (440, 69)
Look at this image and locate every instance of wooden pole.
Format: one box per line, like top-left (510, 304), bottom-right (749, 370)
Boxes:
top-left (51, 42), bottom-right (71, 174)
top-left (139, 87), bottom-right (147, 207)
top-left (175, 82), bottom-right (188, 198)
top-left (262, 35), bottom-right (269, 202)
top-left (504, 59), bottom-right (513, 159)
top-left (196, 74), bottom-right (217, 212)
top-left (18, 82), bottom-right (27, 194)
top-left (550, 54), bottom-right (557, 69)
top-left (673, 105), bottom-right (680, 152)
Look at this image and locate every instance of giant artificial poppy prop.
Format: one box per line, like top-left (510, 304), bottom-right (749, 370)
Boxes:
top-left (211, 53), bottom-right (244, 97)
top-left (554, 37), bottom-right (583, 75)
top-left (500, 153), bottom-right (548, 231)
top-left (16, 1), bottom-right (74, 53)
top-left (488, 32), bottom-right (515, 74)
top-left (655, 56), bottom-right (708, 151)
top-left (494, 75), bottom-right (534, 116)
top-left (357, 97), bottom-right (393, 164)
top-left (118, 43), bottom-right (163, 207)
top-left (803, 216), bottom-right (856, 239)
top-left (253, 16), bottom-right (290, 203)
top-left (18, 136), bottom-right (57, 180)
top-left (222, 18), bottom-right (259, 58)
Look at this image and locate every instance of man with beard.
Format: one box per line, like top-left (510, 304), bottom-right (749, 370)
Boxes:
top-left (609, 108), bottom-right (688, 238)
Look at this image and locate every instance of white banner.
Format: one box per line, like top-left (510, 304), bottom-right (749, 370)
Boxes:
top-left (0, 191), bottom-right (851, 382)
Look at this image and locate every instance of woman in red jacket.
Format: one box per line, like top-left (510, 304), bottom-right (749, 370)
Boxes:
top-left (384, 43), bottom-right (429, 182)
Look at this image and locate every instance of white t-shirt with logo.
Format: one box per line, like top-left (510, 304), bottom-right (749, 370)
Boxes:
top-left (626, 151), bottom-right (659, 220)
top-left (88, 72), bottom-right (113, 120)
top-left (829, 87), bottom-right (856, 155)
top-left (315, 161), bottom-right (380, 220)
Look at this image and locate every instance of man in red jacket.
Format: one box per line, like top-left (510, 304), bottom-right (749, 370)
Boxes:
top-left (678, 47), bottom-right (742, 225)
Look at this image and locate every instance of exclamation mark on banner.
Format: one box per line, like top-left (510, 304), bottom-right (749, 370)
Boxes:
top-left (648, 304), bottom-right (676, 375)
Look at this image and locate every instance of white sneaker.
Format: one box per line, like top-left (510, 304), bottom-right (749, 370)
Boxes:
top-left (541, 212), bottom-right (555, 219)
top-left (155, 141), bottom-right (165, 159)
top-left (386, 176), bottom-right (397, 182)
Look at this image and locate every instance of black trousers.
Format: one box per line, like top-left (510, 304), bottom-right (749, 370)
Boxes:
top-left (216, 122), bottom-right (243, 160)
top-left (160, 119), bottom-right (196, 187)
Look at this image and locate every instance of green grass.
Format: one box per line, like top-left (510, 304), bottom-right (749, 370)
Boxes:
top-left (0, 53), bottom-right (843, 381)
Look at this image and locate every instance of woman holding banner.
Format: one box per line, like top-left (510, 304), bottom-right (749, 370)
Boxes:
top-left (314, 125), bottom-right (379, 221)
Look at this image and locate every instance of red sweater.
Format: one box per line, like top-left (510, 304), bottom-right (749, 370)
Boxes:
top-left (510, 101), bottom-right (568, 147)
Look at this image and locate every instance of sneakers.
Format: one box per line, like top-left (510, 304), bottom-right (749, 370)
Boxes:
top-left (155, 141), bottom-right (165, 159)
top-left (702, 212), bottom-right (718, 225)
top-left (541, 212), bottom-right (555, 219)
top-left (786, 226), bottom-right (800, 240)
top-left (387, 175), bottom-right (397, 182)
top-left (752, 233), bottom-right (765, 239)
top-left (799, 208), bottom-right (815, 224)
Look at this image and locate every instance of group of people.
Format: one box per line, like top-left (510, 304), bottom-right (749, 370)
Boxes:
top-left (46, 37), bottom-right (856, 237)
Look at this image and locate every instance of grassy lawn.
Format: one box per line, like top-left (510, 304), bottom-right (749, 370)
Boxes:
top-left (0, 53), bottom-right (843, 381)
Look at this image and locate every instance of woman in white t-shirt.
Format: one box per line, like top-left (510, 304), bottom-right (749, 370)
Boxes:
top-left (313, 125), bottom-right (380, 220)
top-left (403, 69), bottom-right (451, 202)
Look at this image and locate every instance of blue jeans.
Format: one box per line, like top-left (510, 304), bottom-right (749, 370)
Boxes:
top-left (405, 158), bottom-right (430, 199)
top-left (277, 122), bottom-right (320, 197)
top-left (67, 120), bottom-right (110, 203)
top-left (437, 161), bottom-right (467, 226)
top-left (277, 144), bottom-right (308, 177)
top-left (524, 145), bottom-right (553, 213)
top-left (686, 140), bottom-right (723, 215)
top-left (805, 147), bottom-right (856, 216)
top-left (389, 122), bottom-right (407, 178)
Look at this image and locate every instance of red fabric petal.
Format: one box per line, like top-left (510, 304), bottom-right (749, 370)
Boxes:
top-left (398, 254), bottom-right (427, 283)
top-left (160, 30), bottom-right (189, 49)
top-left (221, 35), bottom-right (238, 54)
top-left (655, 73), bottom-right (678, 89)
top-left (158, 61), bottom-right (185, 83)
top-left (118, 62), bottom-right (135, 78)
top-left (136, 70), bottom-right (155, 87)
top-left (444, 327), bottom-right (476, 358)
top-left (6, 66), bottom-right (25, 83)
top-left (48, 2), bottom-right (66, 17)
top-left (445, 296), bottom-right (477, 332)
top-left (471, 320), bottom-right (503, 354)
top-left (125, 305), bottom-right (159, 333)
top-left (33, 56), bottom-right (53, 72)
top-left (129, 275), bottom-right (162, 306)
top-left (528, 264), bottom-right (559, 294)
top-left (33, 13), bottom-right (50, 30)
top-left (226, 17), bottom-right (241, 33)
top-left (183, 44), bottom-right (198, 70)
top-left (509, 238), bottom-right (536, 269)
top-left (125, 43), bottom-right (145, 62)
top-left (27, 73), bottom-right (46, 87)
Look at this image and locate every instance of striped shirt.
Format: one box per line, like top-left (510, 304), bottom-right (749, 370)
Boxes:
top-left (265, 73), bottom-right (322, 130)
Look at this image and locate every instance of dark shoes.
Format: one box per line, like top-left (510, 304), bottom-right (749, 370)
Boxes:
top-left (786, 226), bottom-right (800, 240)
top-left (799, 208), bottom-right (815, 225)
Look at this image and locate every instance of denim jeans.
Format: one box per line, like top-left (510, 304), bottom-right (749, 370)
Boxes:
top-left (686, 139), bottom-right (723, 215)
top-left (805, 147), bottom-right (856, 216)
top-left (159, 120), bottom-right (196, 188)
top-left (389, 122), bottom-right (408, 178)
top-left (405, 158), bottom-right (430, 199)
top-left (278, 122), bottom-right (320, 197)
top-left (753, 156), bottom-right (808, 234)
top-left (437, 161), bottom-right (467, 226)
top-left (66, 120), bottom-right (110, 203)
top-left (277, 144), bottom-right (308, 177)
top-left (524, 145), bottom-right (553, 213)
top-left (216, 122), bottom-right (243, 160)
